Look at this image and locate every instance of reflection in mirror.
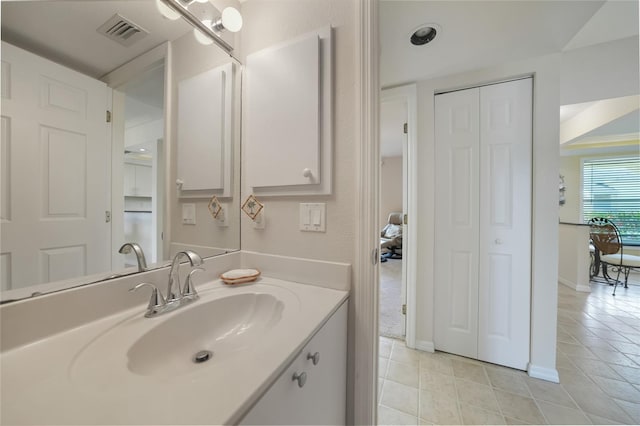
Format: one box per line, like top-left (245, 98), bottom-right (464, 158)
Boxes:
top-left (0, 0), bottom-right (242, 302)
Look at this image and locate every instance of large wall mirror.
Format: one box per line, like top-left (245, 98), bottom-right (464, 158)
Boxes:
top-left (1, 0), bottom-right (242, 302)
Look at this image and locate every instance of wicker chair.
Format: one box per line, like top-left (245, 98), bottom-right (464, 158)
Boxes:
top-left (588, 217), bottom-right (640, 295)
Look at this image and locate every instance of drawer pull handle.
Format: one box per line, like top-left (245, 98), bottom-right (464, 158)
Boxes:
top-left (292, 371), bottom-right (307, 388)
top-left (307, 352), bottom-right (320, 365)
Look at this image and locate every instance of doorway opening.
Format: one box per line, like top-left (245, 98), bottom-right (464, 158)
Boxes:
top-left (378, 84), bottom-right (417, 345)
top-left (379, 98), bottom-right (407, 339)
top-left (108, 57), bottom-right (166, 270)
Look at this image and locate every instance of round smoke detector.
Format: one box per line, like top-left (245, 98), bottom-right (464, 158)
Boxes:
top-left (410, 24), bottom-right (440, 46)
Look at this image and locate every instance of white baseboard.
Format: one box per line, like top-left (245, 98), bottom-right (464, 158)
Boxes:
top-left (414, 340), bottom-right (435, 353)
top-left (527, 364), bottom-right (559, 383)
top-left (559, 277), bottom-right (591, 293)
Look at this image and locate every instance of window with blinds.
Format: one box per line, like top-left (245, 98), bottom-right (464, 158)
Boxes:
top-left (583, 156), bottom-right (640, 245)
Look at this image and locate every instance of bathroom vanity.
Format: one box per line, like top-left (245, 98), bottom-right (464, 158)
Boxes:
top-left (0, 255), bottom-right (349, 425)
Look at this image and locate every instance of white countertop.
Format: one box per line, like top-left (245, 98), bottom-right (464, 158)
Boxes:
top-left (0, 277), bottom-right (348, 425)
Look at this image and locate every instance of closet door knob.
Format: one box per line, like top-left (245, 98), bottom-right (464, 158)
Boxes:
top-left (495, 239), bottom-right (503, 245)
top-left (303, 168), bottom-right (312, 178)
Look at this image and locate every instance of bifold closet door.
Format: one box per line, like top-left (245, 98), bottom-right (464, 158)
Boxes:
top-left (434, 78), bottom-right (532, 370)
top-left (434, 87), bottom-right (481, 360)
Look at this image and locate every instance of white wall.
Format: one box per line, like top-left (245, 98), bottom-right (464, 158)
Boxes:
top-left (561, 36), bottom-right (640, 105)
top-left (380, 156), bottom-right (402, 229)
top-left (559, 156), bottom-right (582, 223)
top-left (239, 0), bottom-right (357, 421)
top-left (414, 53), bottom-right (562, 380)
top-left (167, 31), bottom-right (242, 256)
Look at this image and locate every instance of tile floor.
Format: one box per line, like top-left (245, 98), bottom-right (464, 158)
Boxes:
top-left (377, 279), bottom-right (640, 425)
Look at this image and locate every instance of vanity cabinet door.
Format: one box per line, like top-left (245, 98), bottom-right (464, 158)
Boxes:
top-left (239, 301), bottom-right (347, 425)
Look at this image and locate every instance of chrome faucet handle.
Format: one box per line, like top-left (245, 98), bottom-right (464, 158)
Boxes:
top-left (130, 283), bottom-right (166, 317)
top-left (182, 267), bottom-right (205, 300)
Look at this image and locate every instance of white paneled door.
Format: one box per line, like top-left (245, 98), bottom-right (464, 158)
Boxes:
top-left (434, 78), bottom-right (532, 370)
top-left (1, 42), bottom-right (110, 291)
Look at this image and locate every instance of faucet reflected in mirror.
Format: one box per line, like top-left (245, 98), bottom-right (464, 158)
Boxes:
top-left (130, 250), bottom-right (204, 318)
top-left (118, 243), bottom-right (148, 272)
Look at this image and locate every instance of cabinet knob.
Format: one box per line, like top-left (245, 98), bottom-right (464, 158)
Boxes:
top-left (292, 371), bottom-right (307, 388)
top-left (495, 238), bottom-right (503, 245)
top-left (303, 168), bottom-right (312, 178)
top-left (307, 351), bottom-right (320, 365)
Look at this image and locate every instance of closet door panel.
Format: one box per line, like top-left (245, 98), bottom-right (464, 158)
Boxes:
top-left (434, 88), bottom-right (480, 359)
top-left (478, 78), bottom-right (532, 370)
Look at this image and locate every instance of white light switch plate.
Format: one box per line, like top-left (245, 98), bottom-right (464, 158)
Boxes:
top-left (300, 203), bottom-right (326, 232)
top-left (182, 203), bottom-right (196, 225)
top-left (216, 204), bottom-right (228, 227)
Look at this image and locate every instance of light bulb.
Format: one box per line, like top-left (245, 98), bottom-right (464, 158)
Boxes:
top-left (193, 19), bottom-right (214, 45)
top-left (221, 7), bottom-right (242, 32)
top-left (155, 0), bottom-right (181, 20)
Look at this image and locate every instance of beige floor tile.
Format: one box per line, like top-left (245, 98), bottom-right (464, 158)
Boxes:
top-left (610, 364), bottom-right (640, 385)
top-left (494, 389), bottom-right (546, 425)
top-left (614, 398), bottom-right (640, 424)
top-left (381, 380), bottom-right (419, 417)
top-left (391, 344), bottom-right (421, 367)
top-left (419, 390), bottom-right (462, 425)
top-left (563, 383), bottom-right (634, 424)
top-left (590, 375), bottom-right (640, 403)
top-left (504, 416), bottom-right (530, 424)
top-left (451, 359), bottom-right (489, 385)
top-left (459, 403), bottom-right (505, 425)
top-left (387, 360), bottom-right (420, 388)
top-left (586, 413), bottom-right (620, 424)
top-left (525, 377), bottom-right (578, 409)
top-left (557, 341), bottom-right (598, 359)
top-left (455, 378), bottom-right (500, 413)
top-left (589, 346), bottom-right (639, 368)
top-left (378, 405), bottom-right (419, 426)
top-left (537, 400), bottom-right (592, 425)
top-left (571, 357), bottom-right (624, 381)
top-left (557, 329), bottom-right (579, 344)
top-left (380, 338), bottom-right (393, 359)
top-left (379, 380), bottom-right (383, 403)
top-left (558, 367), bottom-right (594, 387)
top-left (608, 340), bottom-right (640, 355)
top-left (380, 357), bottom-right (390, 378)
top-left (486, 367), bottom-right (531, 397)
top-left (420, 352), bottom-right (454, 376)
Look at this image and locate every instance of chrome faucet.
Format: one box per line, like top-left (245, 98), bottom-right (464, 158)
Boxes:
top-left (130, 250), bottom-right (205, 318)
top-left (119, 242), bottom-right (148, 272)
top-left (166, 250), bottom-right (203, 302)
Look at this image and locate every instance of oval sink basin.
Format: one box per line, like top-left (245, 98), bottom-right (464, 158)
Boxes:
top-left (69, 285), bottom-right (298, 389)
top-left (127, 293), bottom-right (284, 377)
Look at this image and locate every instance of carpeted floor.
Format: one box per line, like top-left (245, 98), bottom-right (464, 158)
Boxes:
top-left (379, 257), bottom-right (404, 338)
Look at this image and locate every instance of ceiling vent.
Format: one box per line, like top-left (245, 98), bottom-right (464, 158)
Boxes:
top-left (97, 14), bottom-right (149, 47)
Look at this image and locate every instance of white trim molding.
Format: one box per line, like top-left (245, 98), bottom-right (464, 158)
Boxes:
top-left (415, 340), bottom-right (435, 353)
top-left (528, 363), bottom-right (560, 383)
top-left (352, 0), bottom-right (379, 425)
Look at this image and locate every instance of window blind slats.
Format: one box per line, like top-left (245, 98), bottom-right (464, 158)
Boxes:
top-left (583, 156), bottom-right (640, 245)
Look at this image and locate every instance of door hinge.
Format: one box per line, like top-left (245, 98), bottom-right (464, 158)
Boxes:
top-left (403, 122), bottom-right (408, 134)
top-left (404, 214), bottom-right (408, 225)
top-left (372, 247), bottom-right (379, 265)
top-left (106, 110), bottom-right (112, 123)
top-left (105, 210), bottom-right (111, 223)
top-left (402, 304), bottom-right (407, 315)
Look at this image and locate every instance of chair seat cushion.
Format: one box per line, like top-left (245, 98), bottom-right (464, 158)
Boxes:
top-left (601, 253), bottom-right (640, 268)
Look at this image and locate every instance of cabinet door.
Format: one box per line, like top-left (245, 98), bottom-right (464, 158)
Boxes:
top-left (240, 302), bottom-right (347, 425)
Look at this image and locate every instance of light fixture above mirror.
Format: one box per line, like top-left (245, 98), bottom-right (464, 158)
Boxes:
top-left (155, 0), bottom-right (242, 50)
